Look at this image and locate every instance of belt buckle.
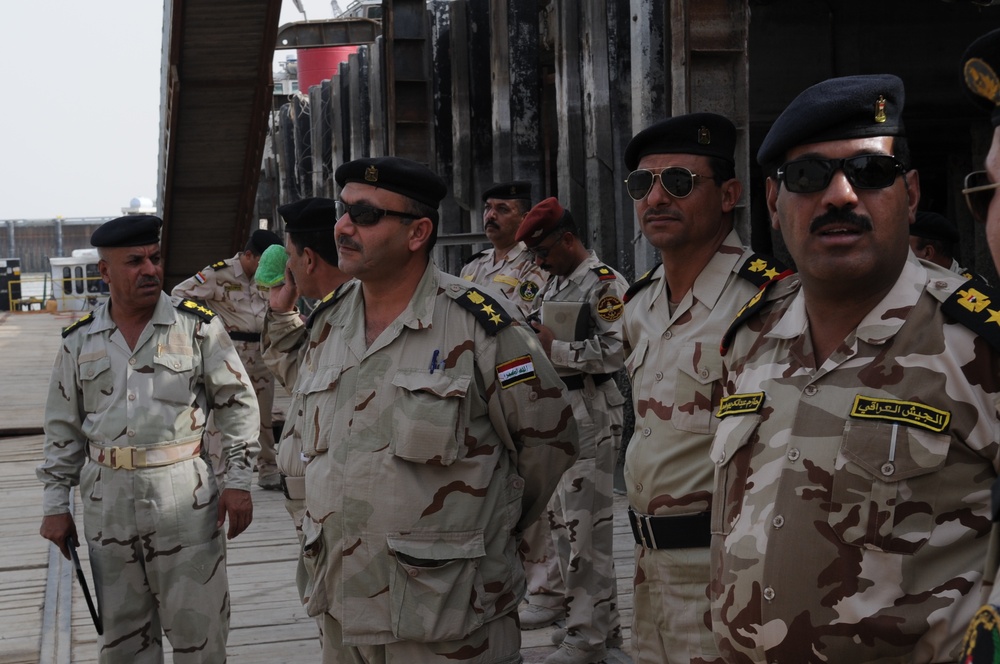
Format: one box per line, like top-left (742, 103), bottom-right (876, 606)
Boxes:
top-left (638, 512), bottom-right (658, 550)
top-left (110, 446), bottom-right (136, 470)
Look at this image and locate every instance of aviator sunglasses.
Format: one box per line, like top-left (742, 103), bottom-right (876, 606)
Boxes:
top-left (962, 171), bottom-right (1000, 224)
top-left (777, 154), bottom-right (905, 194)
top-left (335, 200), bottom-right (421, 226)
top-left (624, 167), bottom-right (707, 201)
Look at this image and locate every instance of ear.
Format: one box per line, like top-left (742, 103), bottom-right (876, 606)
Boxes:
top-left (98, 258), bottom-right (111, 284)
top-left (407, 217), bottom-right (434, 252)
top-left (903, 169), bottom-right (921, 224)
top-left (765, 177), bottom-right (781, 230)
top-left (720, 178), bottom-right (743, 213)
top-left (301, 246), bottom-right (318, 275)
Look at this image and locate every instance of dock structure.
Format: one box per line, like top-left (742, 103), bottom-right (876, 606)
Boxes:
top-left (1, 312), bottom-right (635, 664)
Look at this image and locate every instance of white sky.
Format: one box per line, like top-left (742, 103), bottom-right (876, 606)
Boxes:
top-left (0, 0), bottom-right (340, 221)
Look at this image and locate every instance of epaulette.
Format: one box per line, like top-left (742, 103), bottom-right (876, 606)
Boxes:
top-left (306, 282), bottom-right (349, 329)
top-left (62, 312), bottom-right (95, 338)
top-left (623, 267), bottom-right (657, 304)
top-left (736, 252), bottom-right (789, 289)
top-left (452, 286), bottom-right (512, 336)
top-left (592, 265), bottom-right (617, 281)
top-left (208, 260), bottom-right (228, 270)
top-left (177, 298), bottom-right (217, 323)
top-left (940, 278), bottom-right (1000, 353)
top-left (720, 273), bottom-right (793, 355)
top-left (463, 250), bottom-right (488, 266)
top-left (961, 268), bottom-right (991, 285)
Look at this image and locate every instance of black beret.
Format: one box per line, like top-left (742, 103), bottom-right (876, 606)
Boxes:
top-left (911, 211), bottom-right (959, 244)
top-left (278, 198), bottom-right (338, 233)
top-left (90, 214), bottom-right (162, 247)
top-left (335, 156), bottom-right (447, 209)
top-left (962, 28), bottom-right (1000, 128)
top-left (515, 197), bottom-right (569, 246)
top-left (482, 180), bottom-right (531, 203)
top-left (249, 229), bottom-right (282, 254)
top-left (757, 74), bottom-right (906, 166)
top-left (624, 112), bottom-right (737, 171)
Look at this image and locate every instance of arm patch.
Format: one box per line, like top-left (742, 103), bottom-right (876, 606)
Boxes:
top-left (177, 298), bottom-right (217, 323)
top-left (453, 287), bottom-right (512, 335)
top-left (62, 312), bottom-right (95, 338)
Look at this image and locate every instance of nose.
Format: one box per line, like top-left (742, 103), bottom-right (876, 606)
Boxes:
top-left (644, 174), bottom-right (673, 206)
top-left (819, 169), bottom-right (860, 209)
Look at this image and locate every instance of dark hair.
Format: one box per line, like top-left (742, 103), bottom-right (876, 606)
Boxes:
top-left (243, 237), bottom-right (261, 256)
top-left (404, 199), bottom-right (440, 253)
top-left (709, 157), bottom-right (736, 185)
top-left (287, 229), bottom-right (339, 266)
top-left (912, 235), bottom-right (955, 260)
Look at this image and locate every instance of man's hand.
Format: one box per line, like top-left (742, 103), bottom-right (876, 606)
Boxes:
top-left (217, 488), bottom-right (253, 539)
top-left (530, 320), bottom-right (555, 356)
top-left (40, 513), bottom-right (77, 560)
top-left (268, 267), bottom-right (299, 314)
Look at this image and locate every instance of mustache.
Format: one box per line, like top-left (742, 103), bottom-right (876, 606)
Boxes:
top-left (337, 236), bottom-right (362, 251)
top-left (642, 206), bottom-right (680, 222)
top-left (137, 277), bottom-right (161, 288)
top-left (484, 220), bottom-right (500, 230)
top-left (809, 207), bottom-right (873, 234)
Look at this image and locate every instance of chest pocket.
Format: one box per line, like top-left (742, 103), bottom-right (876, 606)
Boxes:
top-left (828, 420), bottom-right (950, 554)
top-left (296, 365), bottom-right (341, 454)
top-left (79, 352), bottom-right (113, 412)
top-left (673, 343), bottom-right (722, 434)
top-left (710, 414), bottom-right (761, 535)
top-left (152, 351), bottom-right (195, 405)
top-left (625, 337), bottom-right (648, 384)
top-left (390, 371), bottom-right (470, 465)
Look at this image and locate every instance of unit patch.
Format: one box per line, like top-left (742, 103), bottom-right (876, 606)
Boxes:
top-left (497, 355), bottom-right (536, 389)
top-left (961, 602), bottom-right (1000, 664)
top-left (850, 395), bottom-right (950, 433)
top-left (716, 392), bottom-right (765, 418)
top-left (519, 280), bottom-right (539, 302)
top-left (597, 295), bottom-right (623, 322)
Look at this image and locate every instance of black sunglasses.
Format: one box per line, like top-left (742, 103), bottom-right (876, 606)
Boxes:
top-left (335, 200), bottom-right (421, 226)
top-left (777, 154), bottom-right (905, 194)
top-left (624, 167), bottom-right (707, 201)
top-left (962, 171), bottom-right (1000, 224)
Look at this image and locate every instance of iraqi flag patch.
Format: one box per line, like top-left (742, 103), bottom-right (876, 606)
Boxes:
top-left (194, 272), bottom-right (207, 284)
top-left (497, 355), bottom-right (536, 389)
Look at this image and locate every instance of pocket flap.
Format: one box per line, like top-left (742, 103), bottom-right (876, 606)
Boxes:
top-left (392, 371), bottom-right (471, 399)
top-left (153, 352), bottom-right (194, 373)
top-left (387, 530), bottom-right (486, 562)
top-left (677, 343), bottom-right (722, 385)
top-left (79, 352), bottom-right (111, 380)
top-left (299, 365), bottom-right (342, 396)
top-left (841, 421), bottom-right (950, 482)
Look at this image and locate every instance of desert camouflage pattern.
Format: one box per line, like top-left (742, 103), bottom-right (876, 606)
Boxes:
top-left (529, 250), bottom-right (627, 650)
top-left (262, 263), bottom-right (578, 651)
top-left (711, 257), bottom-right (1000, 663)
top-left (622, 231), bottom-right (766, 664)
top-left (460, 243), bottom-right (548, 319)
top-left (172, 255), bottom-right (277, 484)
top-left (37, 292), bottom-right (259, 662)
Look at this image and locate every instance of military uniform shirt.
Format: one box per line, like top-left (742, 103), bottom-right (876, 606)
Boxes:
top-left (172, 254), bottom-right (269, 334)
top-left (711, 257), bottom-right (1000, 663)
top-left (460, 243), bottom-right (547, 318)
top-left (262, 262), bottom-right (579, 645)
top-left (37, 292), bottom-right (260, 515)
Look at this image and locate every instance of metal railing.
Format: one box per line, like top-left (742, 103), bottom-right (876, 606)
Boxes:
top-left (5, 274), bottom-right (109, 312)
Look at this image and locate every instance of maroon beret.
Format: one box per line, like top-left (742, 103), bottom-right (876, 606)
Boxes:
top-left (515, 197), bottom-right (566, 246)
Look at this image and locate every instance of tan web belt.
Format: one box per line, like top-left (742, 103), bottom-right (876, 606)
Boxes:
top-left (88, 435), bottom-right (202, 470)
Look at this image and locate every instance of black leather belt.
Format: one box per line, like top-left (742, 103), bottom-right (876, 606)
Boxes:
top-left (628, 507), bottom-right (712, 549)
top-left (229, 331), bottom-right (261, 342)
top-left (561, 373), bottom-right (613, 391)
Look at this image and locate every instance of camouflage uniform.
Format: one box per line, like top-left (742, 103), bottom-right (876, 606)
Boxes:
top-left (622, 230), bottom-right (782, 664)
top-left (460, 243), bottom-right (547, 319)
top-left (172, 255), bottom-right (278, 486)
top-left (711, 257), bottom-right (1000, 663)
top-left (530, 250), bottom-right (627, 651)
top-left (263, 263), bottom-right (578, 662)
top-left (37, 292), bottom-right (260, 663)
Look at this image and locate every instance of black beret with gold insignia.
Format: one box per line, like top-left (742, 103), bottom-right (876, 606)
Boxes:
top-left (278, 197), bottom-right (338, 233)
top-left (90, 215), bottom-right (162, 248)
top-left (335, 156), bottom-right (447, 209)
top-left (482, 180), bottom-right (532, 203)
top-left (911, 211), bottom-right (959, 244)
top-left (757, 74), bottom-right (906, 167)
top-left (624, 112), bottom-right (737, 171)
top-left (962, 28), bottom-right (1000, 127)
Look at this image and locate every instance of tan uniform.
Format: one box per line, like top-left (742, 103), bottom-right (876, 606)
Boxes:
top-left (712, 258), bottom-right (1000, 662)
top-left (529, 250), bottom-right (628, 650)
top-left (263, 262), bottom-right (579, 662)
top-left (37, 293), bottom-right (259, 663)
top-left (172, 255), bottom-right (278, 485)
top-left (622, 230), bottom-right (783, 664)
top-left (460, 243), bottom-right (547, 319)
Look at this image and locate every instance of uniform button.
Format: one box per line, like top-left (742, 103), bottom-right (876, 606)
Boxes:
top-left (772, 515), bottom-right (784, 529)
top-left (174, 362), bottom-right (181, 369)
top-left (408, 568), bottom-right (419, 577)
top-left (654, 371), bottom-right (663, 381)
top-left (934, 280), bottom-right (948, 290)
top-left (699, 368), bottom-right (709, 379)
top-left (716, 453), bottom-right (725, 465)
top-left (450, 284), bottom-right (461, 292)
top-left (664, 330), bottom-right (672, 340)
top-left (642, 427), bottom-right (651, 437)
top-left (881, 462), bottom-right (895, 476)
top-left (128, 393), bottom-right (136, 401)
top-left (787, 448), bottom-right (800, 462)
top-left (763, 587), bottom-right (775, 601)
top-left (634, 483), bottom-right (643, 493)
top-left (87, 369), bottom-right (94, 377)
top-left (511, 477), bottom-right (525, 490)
top-left (127, 430), bottom-right (136, 438)
top-left (129, 358), bottom-right (136, 366)
top-left (804, 385), bottom-right (817, 396)
top-left (528, 392), bottom-right (538, 402)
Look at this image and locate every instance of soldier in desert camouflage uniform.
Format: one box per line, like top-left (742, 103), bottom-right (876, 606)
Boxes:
top-left (460, 180), bottom-right (547, 319)
top-left (265, 157), bottom-right (578, 664)
top-left (37, 215), bottom-right (260, 664)
top-left (172, 228), bottom-right (283, 489)
top-left (711, 74), bottom-right (1000, 663)
top-left (515, 197), bottom-right (627, 664)
top-left (619, 113), bottom-right (785, 664)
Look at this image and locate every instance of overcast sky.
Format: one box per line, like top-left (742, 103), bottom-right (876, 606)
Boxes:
top-left (0, 0), bottom-right (339, 221)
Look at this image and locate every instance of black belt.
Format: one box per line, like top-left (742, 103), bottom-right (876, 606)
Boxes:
top-left (628, 507), bottom-right (712, 549)
top-left (561, 373), bottom-right (613, 391)
top-left (229, 331), bottom-right (261, 342)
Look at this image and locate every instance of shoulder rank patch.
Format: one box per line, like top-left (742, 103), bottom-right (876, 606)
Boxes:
top-left (306, 282), bottom-right (348, 329)
top-left (209, 260), bottom-right (228, 270)
top-left (454, 287), bottom-right (512, 335)
top-left (598, 295), bottom-right (624, 322)
top-left (962, 602), bottom-right (1000, 664)
top-left (62, 312), bottom-right (95, 338)
top-left (737, 253), bottom-right (789, 288)
top-left (720, 272), bottom-right (793, 355)
top-left (850, 395), bottom-right (950, 433)
top-left (941, 279), bottom-right (1000, 353)
top-left (623, 267), bottom-right (656, 304)
top-left (519, 280), bottom-right (540, 302)
top-left (463, 250), bottom-right (487, 266)
top-left (496, 355), bottom-right (536, 388)
top-left (716, 392), bottom-right (765, 418)
top-left (178, 298), bottom-right (217, 323)
top-left (592, 265), bottom-right (617, 281)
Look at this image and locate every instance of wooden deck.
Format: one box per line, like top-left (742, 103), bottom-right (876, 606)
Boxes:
top-left (0, 312), bottom-right (636, 663)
